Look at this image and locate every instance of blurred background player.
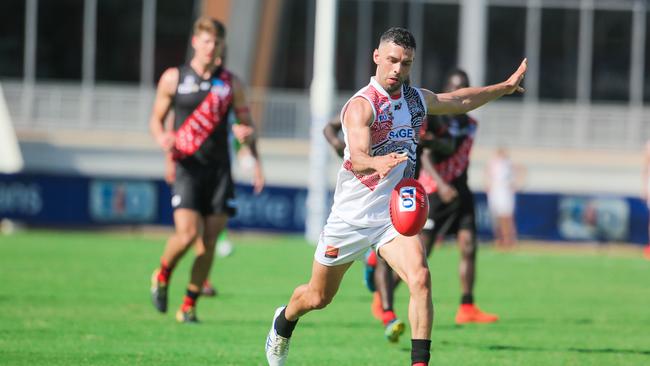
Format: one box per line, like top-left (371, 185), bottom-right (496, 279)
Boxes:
top-left (485, 146), bottom-right (525, 250)
top-left (642, 140), bottom-right (650, 259)
top-left (201, 45), bottom-right (265, 297)
top-left (149, 17), bottom-right (262, 323)
top-left (418, 69), bottom-right (499, 324)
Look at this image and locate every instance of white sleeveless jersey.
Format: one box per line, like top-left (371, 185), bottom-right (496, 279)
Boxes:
top-left (331, 77), bottom-right (427, 227)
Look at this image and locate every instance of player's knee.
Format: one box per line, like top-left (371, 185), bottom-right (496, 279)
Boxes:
top-left (309, 292), bottom-right (333, 310)
top-left (407, 266), bottom-right (431, 296)
top-left (459, 234), bottom-right (476, 259)
top-left (177, 230), bottom-right (199, 248)
top-left (461, 241), bottom-right (476, 259)
top-left (202, 236), bottom-right (218, 250)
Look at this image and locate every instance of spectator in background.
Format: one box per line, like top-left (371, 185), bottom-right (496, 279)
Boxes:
top-left (485, 146), bottom-right (525, 250)
top-left (641, 141), bottom-right (650, 259)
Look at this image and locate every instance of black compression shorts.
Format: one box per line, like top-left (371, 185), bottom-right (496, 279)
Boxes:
top-left (423, 183), bottom-right (475, 239)
top-left (171, 159), bottom-right (236, 217)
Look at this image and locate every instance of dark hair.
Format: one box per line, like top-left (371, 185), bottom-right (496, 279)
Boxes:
top-left (379, 27), bottom-right (416, 50)
top-left (446, 69), bottom-right (470, 88)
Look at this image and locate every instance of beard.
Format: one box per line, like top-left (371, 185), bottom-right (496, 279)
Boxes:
top-left (385, 79), bottom-right (402, 94)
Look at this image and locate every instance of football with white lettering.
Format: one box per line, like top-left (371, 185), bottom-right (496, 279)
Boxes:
top-left (389, 178), bottom-right (429, 236)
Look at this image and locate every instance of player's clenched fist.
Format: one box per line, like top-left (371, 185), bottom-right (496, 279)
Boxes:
top-left (373, 152), bottom-right (408, 179)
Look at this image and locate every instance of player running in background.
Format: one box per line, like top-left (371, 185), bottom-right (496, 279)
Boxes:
top-left (265, 27), bottom-right (526, 366)
top-left (642, 140), bottom-right (650, 259)
top-left (200, 46), bottom-right (265, 296)
top-left (149, 17), bottom-right (263, 323)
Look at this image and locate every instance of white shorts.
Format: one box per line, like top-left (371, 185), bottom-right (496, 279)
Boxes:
top-left (314, 212), bottom-right (399, 266)
top-left (488, 190), bottom-right (515, 217)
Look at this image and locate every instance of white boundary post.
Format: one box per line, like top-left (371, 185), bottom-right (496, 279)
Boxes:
top-left (306, 0), bottom-right (338, 243)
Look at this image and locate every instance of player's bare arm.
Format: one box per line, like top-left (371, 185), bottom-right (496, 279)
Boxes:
top-left (149, 67), bottom-right (179, 151)
top-left (424, 58), bottom-right (528, 115)
top-left (421, 147), bottom-right (457, 203)
top-left (323, 116), bottom-right (345, 157)
top-left (344, 97), bottom-right (407, 178)
top-left (231, 76), bottom-right (256, 146)
top-left (232, 75), bottom-right (265, 193)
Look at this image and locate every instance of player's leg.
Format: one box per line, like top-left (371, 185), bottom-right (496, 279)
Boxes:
top-left (373, 258), bottom-right (401, 333)
top-left (177, 213), bottom-right (228, 322)
top-left (501, 215), bottom-right (516, 248)
top-left (151, 208), bottom-right (202, 313)
top-left (457, 228), bottom-right (476, 301)
top-left (285, 260), bottom-right (352, 320)
top-left (194, 239), bottom-right (218, 297)
top-left (455, 223), bottom-right (498, 324)
top-left (378, 234), bottom-right (432, 366)
top-left (266, 260), bottom-right (352, 366)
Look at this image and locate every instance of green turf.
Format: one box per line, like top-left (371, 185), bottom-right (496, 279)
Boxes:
top-left (0, 231), bottom-right (649, 365)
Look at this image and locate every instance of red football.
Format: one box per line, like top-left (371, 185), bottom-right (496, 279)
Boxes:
top-left (389, 178), bottom-right (429, 236)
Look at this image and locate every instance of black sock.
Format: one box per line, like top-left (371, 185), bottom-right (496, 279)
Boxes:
top-left (186, 289), bottom-right (200, 301)
top-left (274, 308), bottom-right (298, 338)
top-left (411, 339), bottom-right (431, 365)
top-left (461, 293), bottom-right (473, 305)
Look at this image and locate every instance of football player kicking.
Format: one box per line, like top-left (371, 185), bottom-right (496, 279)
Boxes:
top-left (266, 27), bottom-right (526, 366)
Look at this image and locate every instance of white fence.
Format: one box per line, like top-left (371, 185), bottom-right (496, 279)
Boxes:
top-left (3, 81), bottom-right (650, 150)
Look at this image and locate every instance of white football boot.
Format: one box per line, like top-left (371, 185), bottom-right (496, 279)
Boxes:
top-left (265, 306), bottom-right (291, 366)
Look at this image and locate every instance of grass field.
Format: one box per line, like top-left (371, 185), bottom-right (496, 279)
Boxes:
top-left (1, 230), bottom-right (649, 365)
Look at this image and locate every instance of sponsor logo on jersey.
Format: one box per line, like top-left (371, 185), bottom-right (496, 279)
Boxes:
top-left (211, 79), bottom-right (232, 98)
top-left (200, 81), bottom-right (211, 91)
top-left (178, 75), bottom-right (198, 94)
top-left (394, 102), bottom-right (402, 110)
top-left (388, 127), bottom-right (414, 140)
top-left (399, 186), bottom-right (416, 212)
top-left (325, 245), bottom-right (339, 259)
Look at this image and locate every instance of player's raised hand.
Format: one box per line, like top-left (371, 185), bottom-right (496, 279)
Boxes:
top-left (503, 58), bottom-right (527, 95)
top-left (374, 152), bottom-right (408, 179)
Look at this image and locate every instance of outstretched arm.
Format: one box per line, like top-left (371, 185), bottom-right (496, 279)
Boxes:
top-left (344, 98), bottom-right (407, 178)
top-left (423, 59), bottom-right (527, 115)
top-left (323, 116), bottom-right (345, 158)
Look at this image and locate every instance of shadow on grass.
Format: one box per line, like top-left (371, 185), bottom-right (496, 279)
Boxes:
top-left (567, 347), bottom-right (650, 356)
top-left (444, 342), bottom-right (650, 356)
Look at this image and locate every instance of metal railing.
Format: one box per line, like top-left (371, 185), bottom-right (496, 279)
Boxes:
top-left (3, 81), bottom-right (649, 150)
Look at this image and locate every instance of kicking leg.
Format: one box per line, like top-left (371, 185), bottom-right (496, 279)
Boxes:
top-left (379, 235), bottom-right (432, 365)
